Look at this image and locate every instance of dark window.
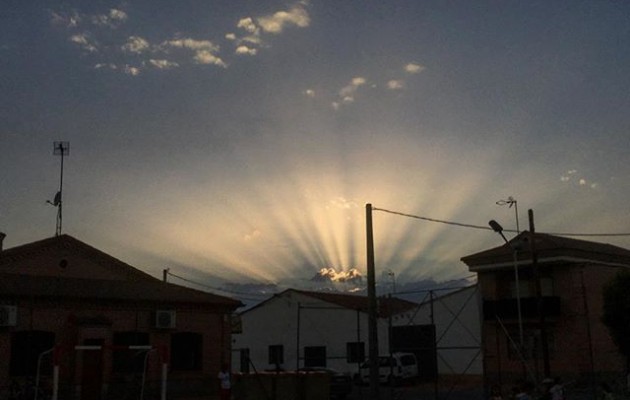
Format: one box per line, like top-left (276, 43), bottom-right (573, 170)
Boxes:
top-left (10, 331), bottom-right (55, 376)
top-left (239, 348), bottom-right (250, 373)
top-left (507, 328), bottom-right (554, 360)
top-left (304, 346), bottom-right (326, 367)
top-left (171, 332), bottom-right (203, 371)
top-left (268, 345), bottom-right (284, 366)
top-left (112, 331), bottom-right (150, 374)
top-left (346, 342), bottom-right (365, 363)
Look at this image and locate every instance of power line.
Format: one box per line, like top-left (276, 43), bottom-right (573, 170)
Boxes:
top-left (166, 271), bottom-right (271, 302)
top-left (373, 206), bottom-right (630, 237)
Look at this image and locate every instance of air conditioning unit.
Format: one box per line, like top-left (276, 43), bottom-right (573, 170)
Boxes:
top-left (0, 305), bottom-right (17, 327)
top-left (155, 310), bottom-right (176, 329)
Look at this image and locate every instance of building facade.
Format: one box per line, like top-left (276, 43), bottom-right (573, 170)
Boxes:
top-left (0, 234), bottom-right (242, 400)
top-left (232, 289), bottom-right (417, 377)
top-left (461, 231), bottom-right (630, 387)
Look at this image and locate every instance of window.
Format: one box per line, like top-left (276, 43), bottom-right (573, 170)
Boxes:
top-left (346, 342), bottom-right (365, 363)
top-left (10, 331), bottom-right (55, 376)
top-left (304, 346), bottom-right (326, 367)
top-left (268, 345), bottom-right (284, 366)
top-left (239, 348), bottom-right (250, 373)
top-left (507, 328), bottom-right (554, 360)
top-left (171, 332), bottom-right (203, 371)
top-left (112, 331), bottom-right (149, 374)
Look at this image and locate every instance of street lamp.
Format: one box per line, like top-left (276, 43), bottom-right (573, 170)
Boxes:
top-left (489, 219), bottom-right (524, 348)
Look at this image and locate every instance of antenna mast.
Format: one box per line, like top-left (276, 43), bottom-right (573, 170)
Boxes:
top-left (50, 141), bottom-right (70, 236)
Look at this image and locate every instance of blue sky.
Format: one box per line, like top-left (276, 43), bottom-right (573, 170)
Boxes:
top-left (2, 0), bottom-right (630, 291)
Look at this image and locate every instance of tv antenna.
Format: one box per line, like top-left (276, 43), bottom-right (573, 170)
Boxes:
top-left (47, 141), bottom-right (69, 236)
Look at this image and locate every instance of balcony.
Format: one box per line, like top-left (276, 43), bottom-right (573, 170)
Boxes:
top-left (483, 296), bottom-right (561, 320)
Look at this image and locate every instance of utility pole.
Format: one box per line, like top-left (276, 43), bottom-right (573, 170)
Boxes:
top-left (366, 204), bottom-right (380, 400)
top-left (529, 209), bottom-right (550, 377)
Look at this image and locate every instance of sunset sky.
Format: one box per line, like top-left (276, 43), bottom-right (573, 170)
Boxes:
top-left (2, 0), bottom-right (630, 294)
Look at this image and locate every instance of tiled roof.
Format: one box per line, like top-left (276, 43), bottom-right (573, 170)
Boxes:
top-left (243, 288), bottom-right (418, 318)
top-left (461, 231), bottom-right (630, 270)
top-left (0, 234), bottom-right (242, 308)
top-left (0, 273), bottom-right (242, 307)
top-left (0, 234), bottom-right (154, 281)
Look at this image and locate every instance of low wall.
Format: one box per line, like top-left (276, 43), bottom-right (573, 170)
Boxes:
top-left (233, 372), bottom-right (330, 400)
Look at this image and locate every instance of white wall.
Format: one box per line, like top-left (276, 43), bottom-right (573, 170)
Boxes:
top-left (232, 291), bottom-right (392, 376)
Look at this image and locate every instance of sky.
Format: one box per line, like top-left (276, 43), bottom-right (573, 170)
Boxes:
top-left (2, 0), bottom-right (630, 297)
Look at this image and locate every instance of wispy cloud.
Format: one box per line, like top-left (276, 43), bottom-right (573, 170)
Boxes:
top-left (332, 77), bottom-right (367, 109)
top-left (405, 62), bottom-right (425, 74)
top-left (122, 36), bottom-right (150, 54)
top-left (69, 33), bottom-right (98, 52)
top-left (235, 45), bottom-right (257, 56)
top-left (53, 1), bottom-right (311, 74)
top-left (162, 38), bottom-right (226, 67)
top-left (91, 9), bottom-right (128, 28)
top-left (50, 11), bottom-right (81, 28)
top-left (387, 80), bottom-right (404, 90)
top-left (149, 59), bottom-right (179, 70)
top-left (257, 3), bottom-right (310, 34)
top-left (304, 89), bottom-right (315, 97)
top-left (560, 169), bottom-right (599, 189)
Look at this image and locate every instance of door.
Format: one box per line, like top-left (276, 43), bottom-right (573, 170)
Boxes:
top-left (80, 338), bottom-right (104, 400)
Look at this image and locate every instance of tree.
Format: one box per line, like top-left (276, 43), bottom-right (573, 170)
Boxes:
top-left (602, 269), bottom-right (630, 360)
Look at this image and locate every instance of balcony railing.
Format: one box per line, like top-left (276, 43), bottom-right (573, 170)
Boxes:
top-left (483, 296), bottom-right (561, 320)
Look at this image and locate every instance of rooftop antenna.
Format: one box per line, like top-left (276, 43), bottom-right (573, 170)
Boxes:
top-left (47, 141), bottom-right (69, 236)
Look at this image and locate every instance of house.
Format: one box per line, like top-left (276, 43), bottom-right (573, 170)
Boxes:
top-left (461, 231), bottom-right (630, 386)
top-left (0, 234), bottom-right (242, 400)
top-left (391, 284), bottom-right (482, 379)
top-left (231, 289), bottom-right (418, 377)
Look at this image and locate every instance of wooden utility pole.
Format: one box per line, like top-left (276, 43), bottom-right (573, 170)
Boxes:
top-left (366, 204), bottom-right (380, 400)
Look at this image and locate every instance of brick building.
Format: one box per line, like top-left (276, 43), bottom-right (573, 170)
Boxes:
top-left (461, 231), bottom-right (630, 386)
top-left (0, 234), bottom-right (242, 399)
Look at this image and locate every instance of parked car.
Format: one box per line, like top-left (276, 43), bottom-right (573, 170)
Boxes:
top-left (299, 367), bottom-right (353, 398)
top-left (359, 352), bottom-right (419, 385)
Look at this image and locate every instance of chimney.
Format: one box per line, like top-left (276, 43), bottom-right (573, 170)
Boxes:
top-left (0, 232), bottom-right (5, 251)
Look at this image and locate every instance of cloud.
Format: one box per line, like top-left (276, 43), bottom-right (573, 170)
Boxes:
top-left (405, 62), bottom-right (425, 74)
top-left (235, 45), bottom-right (257, 56)
top-left (237, 17), bottom-right (260, 34)
top-left (69, 33), bottom-right (98, 52)
top-left (225, 33), bottom-right (237, 40)
top-left (333, 76), bottom-right (368, 107)
top-left (149, 59), bottom-right (179, 69)
top-left (387, 80), bottom-right (404, 90)
top-left (310, 267), bottom-right (363, 284)
top-left (122, 36), bottom-right (150, 54)
top-left (193, 50), bottom-right (225, 66)
top-left (304, 89), bottom-right (315, 97)
top-left (162, 38), bottom-right (227, 67)
top-left (50, 11), bottom-right (81, 28)
top-left (257, 3), bottom-right (310, 34)
top-left (91, 9), bottom-right (128, 28)
top-left (94, 63), bottom-right (118, 70)
top-left (123, 65), bottom-right (141, 76)
top-left (163, 38), bottom-right (218, 51)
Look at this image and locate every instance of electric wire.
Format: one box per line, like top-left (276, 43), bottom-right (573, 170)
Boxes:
top-left (373, 206), bottom-right (630, 237)
top-left (166, 271), bottom-right (271, 303)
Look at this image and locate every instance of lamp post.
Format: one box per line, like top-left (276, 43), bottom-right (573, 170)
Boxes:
top-left (489, 220), bottom-right (524, 348)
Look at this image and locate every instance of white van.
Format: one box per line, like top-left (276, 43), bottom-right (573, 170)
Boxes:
top-left (359, 352), bottom-right (419, 385)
